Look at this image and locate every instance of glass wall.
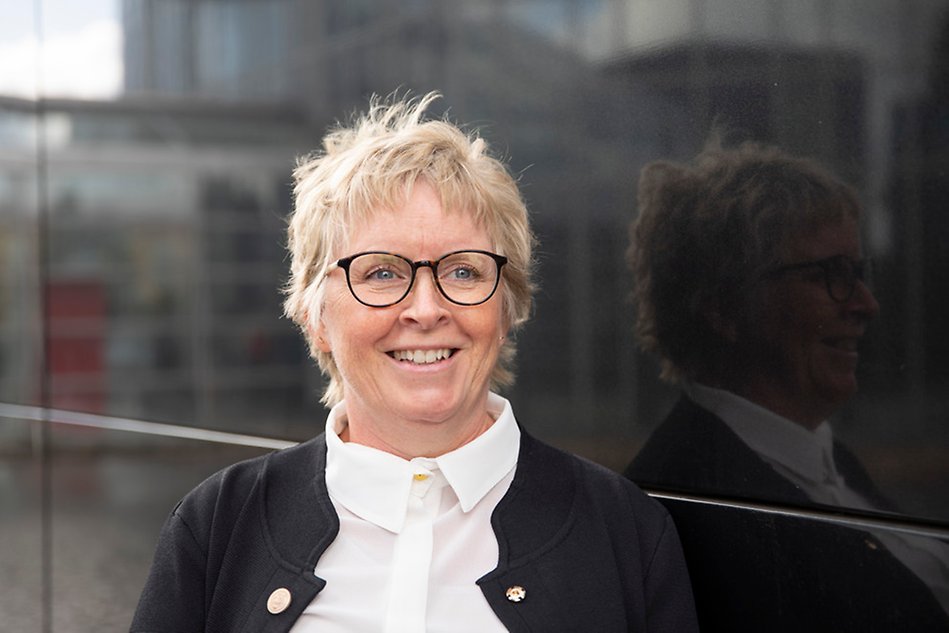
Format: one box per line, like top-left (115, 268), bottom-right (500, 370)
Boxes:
top-left (2, 0), bottom-right (947, 628)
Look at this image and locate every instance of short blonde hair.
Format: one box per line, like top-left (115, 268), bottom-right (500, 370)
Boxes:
top-left (284, 92), bottom-right (536, 406)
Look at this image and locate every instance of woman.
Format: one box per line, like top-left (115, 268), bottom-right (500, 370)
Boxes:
top-left (131, 93), bottom-right (697, 632)
top-left (624, 140), bottom-right (948, 630)
top-left (624, 140), bottom-right (882, 502)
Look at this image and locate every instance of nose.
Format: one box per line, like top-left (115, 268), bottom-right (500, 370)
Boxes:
top-left (847, 279), bottom-right (880, 320)
top-left (399, 268), bottom-right (451, 328)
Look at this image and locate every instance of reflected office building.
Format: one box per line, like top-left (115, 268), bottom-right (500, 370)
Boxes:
top-left (1, 0), bottom-right (948, 629)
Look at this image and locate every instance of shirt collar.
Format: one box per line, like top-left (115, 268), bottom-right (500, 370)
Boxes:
top-left (324, 392), bottom-right (520, 533)
top-left (686, 382), bottom-right (838, 485)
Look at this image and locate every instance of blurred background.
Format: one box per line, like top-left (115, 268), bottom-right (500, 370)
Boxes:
top-left (1, 0), bottom-right (948, 629)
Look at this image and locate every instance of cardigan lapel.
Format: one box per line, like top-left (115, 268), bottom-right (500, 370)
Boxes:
top-left (238, 435), bottom-right (338, 632)
top-left (478, 432), bottom-right (579, 632)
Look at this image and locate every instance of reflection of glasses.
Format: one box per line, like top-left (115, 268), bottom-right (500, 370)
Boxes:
top-left (335, 250), bottom-right (508, 308)
top-left (766, 255), bottom-right (871, 303)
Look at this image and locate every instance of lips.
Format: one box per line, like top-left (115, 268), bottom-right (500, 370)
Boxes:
top-left (389, 348), bottom-right (456, 364)
top-left (823, 337), bottom-right (859, 353)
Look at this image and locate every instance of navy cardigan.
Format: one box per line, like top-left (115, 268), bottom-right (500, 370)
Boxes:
top-left (625, 396), bottom-right (949, 631)
top-left (131, 431), bottom-right (698, 632)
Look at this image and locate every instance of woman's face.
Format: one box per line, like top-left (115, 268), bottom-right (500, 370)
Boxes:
top-left (734, 216), bottom-right (879, 426)
top-left (314, 180), bottom-right (507, 455)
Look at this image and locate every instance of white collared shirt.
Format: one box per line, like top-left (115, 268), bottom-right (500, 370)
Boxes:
top-left (686, 382), bottom-right (949, 612)
top-left (289, 392), bottom-right (520, 633)
top-left (686, 382), bottom-right (843, 504)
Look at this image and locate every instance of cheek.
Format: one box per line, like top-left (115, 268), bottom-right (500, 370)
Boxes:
top-left (758, 292), bottom-right (815, 348)
top-left (785, 318), bottom-right (839, 389)
top-left (456, 307), bottom-right (505, 369)
top-left (782, 318), bottom-right (819, 364)
top-left (320, 313), bottom-right (389, 386)
top-left (310, 316), bottom-right (332, 354)
top-left (314, 290), bottom-right (368, 353)
top-left (745, 308), bottom-right (808, 370)
top-left (477, 304), bottom-right (506, 341)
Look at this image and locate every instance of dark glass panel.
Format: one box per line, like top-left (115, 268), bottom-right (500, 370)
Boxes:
top-left (48, 424), bottom-right (274, 630)
top-left (660, 496), bottom-right (949, 631)
top-left (1, 2), bottom-right (946, 628)
top-left (0, 416), bottom-right (43, 631)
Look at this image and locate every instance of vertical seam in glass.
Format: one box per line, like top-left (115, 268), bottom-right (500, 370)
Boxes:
top-left (33, 0), bottom-right (53, 630)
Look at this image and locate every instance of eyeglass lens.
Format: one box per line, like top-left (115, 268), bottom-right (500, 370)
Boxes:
top-left (344, 251), bottom-right (502, 307)
top-left (826, 257), bottom-right (867, 302)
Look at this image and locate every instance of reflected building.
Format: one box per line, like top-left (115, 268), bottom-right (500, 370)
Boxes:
top-left (603, 44), bottom-right (865, 182)
top-left (1, 0), bottom-right (944, 470)
top-left (0, 98), bottom-right (42, 407)
top-left (2, 1), bottom-right (949, 630)
top-left (0, 94), bottom-right (314, 433)
top-left (76, 0), bottom-right (683, 441)
top-left (122, 0), bottom-right (294, 102)
top-left (889, 14), bottom-right (949, 390)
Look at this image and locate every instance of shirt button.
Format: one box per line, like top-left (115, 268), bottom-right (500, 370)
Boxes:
top-left (506, 585), bottom-right (526, 603)
top-left (267, 587), bottom-right (292, 614)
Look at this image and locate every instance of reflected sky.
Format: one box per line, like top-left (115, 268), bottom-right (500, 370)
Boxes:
top-left (1, 0), bottom-right (943, 102)
top-left (0, 0), bottom-right (121, 99)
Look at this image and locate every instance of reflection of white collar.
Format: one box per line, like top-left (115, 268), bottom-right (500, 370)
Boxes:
top-left (685, 387), bottom-right (949, 612)
top-left (686, 382), bottom-right (838, 485)
top-left (323, 392), bottom-right (520, 533)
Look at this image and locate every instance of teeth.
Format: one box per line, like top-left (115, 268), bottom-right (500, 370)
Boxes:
top-left (828, 339), bottom-right (858, 352)
top-left (392, 349), bottom-right (453, 364)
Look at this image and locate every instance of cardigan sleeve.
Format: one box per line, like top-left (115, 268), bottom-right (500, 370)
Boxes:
top-left (130, 441), bottom-right (330, 633)
top-left (642, 512), bottom-right (700, 633)
top-left (130, 507), bottom-right (209, 633)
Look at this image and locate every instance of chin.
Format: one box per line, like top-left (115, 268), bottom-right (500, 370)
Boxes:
top-left (816, 376), bottom-right (859, 409)
top-left (396, 393), bottom-right (465, 423)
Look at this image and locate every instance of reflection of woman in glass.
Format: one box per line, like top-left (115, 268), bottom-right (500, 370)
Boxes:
top-left (132, 93), bottom-right (698, 632)
top-left (625, 140), bottom-right (948, 627)
top-left (626, 140), bottom-right (881, 503)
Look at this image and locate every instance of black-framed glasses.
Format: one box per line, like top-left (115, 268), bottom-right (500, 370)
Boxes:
top-left (335, 250), bottom-right (508, 308)
top-left (765, 254), bottom-right (871, 303)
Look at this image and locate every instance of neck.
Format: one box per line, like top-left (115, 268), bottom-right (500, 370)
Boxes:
top-left (703, 373), bottom-right (831, 431)
top-left (340, 404), bottom-right (495, 459)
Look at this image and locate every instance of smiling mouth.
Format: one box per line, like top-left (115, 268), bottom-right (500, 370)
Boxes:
top-left (824, 338), bottom-right (859, 353)
top-left (388, 349), bottom-right (456, 364)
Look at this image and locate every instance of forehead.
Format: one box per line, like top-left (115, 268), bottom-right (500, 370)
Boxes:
top-left (339, 183), bottom-right (493, 255)
top-left (782, 216), bottom-right (861, 261)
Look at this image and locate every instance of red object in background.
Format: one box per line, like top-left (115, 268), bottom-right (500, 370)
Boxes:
top-left (46, 280), bottom-right (106, 412)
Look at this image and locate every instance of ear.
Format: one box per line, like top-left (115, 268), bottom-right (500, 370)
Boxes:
top-left (702, 300), bottom-right (738, 344)
top-left (305, 310), bottom-right (332, 353)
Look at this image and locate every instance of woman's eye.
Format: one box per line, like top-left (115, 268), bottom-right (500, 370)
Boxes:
top-left (367, 268), bottom-right (399, 282)
top-left (444, 265), bottom-right (479, 281)
top-left (828, 261), bottom-right (852, 279)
